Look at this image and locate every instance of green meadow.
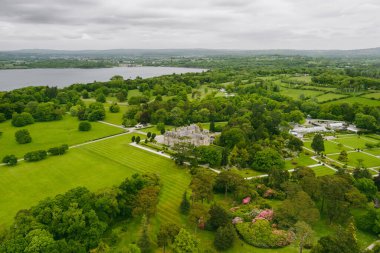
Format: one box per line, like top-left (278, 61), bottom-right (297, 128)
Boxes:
top-left (0, 115), bottom-right (123, 158)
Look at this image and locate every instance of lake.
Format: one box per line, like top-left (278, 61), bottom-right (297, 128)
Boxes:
top-left (0, 66), bottom-right (206, 91)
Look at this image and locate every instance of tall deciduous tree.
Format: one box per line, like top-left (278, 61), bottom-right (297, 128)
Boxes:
top-left (157, 223), bottom-right (180, 253)
top-left (15, 129), bottom-right (32, 144)
top-left (311, 134), bottom-right (324, 154)
top-left (190, 169), bottom-right (215, 203)
top-left (294, 221), bottom-right (314, 253)
top-left (172, 229), bottom-right (199, 253)
top-left (276, 191), bottom-right (320, 228)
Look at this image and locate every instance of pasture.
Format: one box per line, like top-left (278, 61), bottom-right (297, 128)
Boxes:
top-left (316, 93), bottom-right (348, 103)
top-left (324, 96), bottom-right (380, 107)
top-left (361, 93), bottom-right (380, 99)
top-left (279, 87), bottom-right (324, 100)
top-left (0, 115), bottom-right (123, 158)
top-left (0, 133), bottom-right (189, 226)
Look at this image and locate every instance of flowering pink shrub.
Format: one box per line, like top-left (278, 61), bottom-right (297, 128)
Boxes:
top-left (252, 209), bottom-right (273, 223)
top-left (242, 196), bottom-right (251, 204)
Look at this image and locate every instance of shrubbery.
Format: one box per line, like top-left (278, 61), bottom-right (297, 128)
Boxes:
top-left (235, 220), bottom-right (293, 248)
top-left (79, 121), bottom-right (92, 131)
top-left (109, 102), bottom-right (120, 113)
top-left (2, 154), bottom-right (17, 166)
top-left (48, 144), bottom-right (69, 156)
top-left (0, 113), bottom-right (6, 122)
top-left (11, 112), bottom-right (34, 127)
top-left (24, 150), bottom-right (47, 162)
top-left (15, 129), bottom-right (32, 144)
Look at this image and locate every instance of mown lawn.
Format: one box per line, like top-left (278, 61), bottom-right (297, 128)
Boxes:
top-left (285, 152), bottom-right (316, 169)
top-left (0, 115), bottom-right (123, 158)
top-left (312, 165), bottom-right (335, 176)
top-left (332, 136), bottom-right (374, 150)
top-left (0, 133), bottom-right (188, 225)
top-left (329, 151), bottom-right (380, 168)
top-left (304, 140), bottom-right (351, 154)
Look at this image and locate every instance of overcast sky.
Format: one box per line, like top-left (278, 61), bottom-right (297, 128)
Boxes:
top-left (0, 0), bottom-right (379, 50)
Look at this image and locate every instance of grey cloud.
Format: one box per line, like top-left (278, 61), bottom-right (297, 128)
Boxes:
top-left (0, 0), bottom-right (379, 50)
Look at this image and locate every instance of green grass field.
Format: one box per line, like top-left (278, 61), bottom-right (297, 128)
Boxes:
top-left (311, 165), bottom-right (336, 176)
top-left (285, 153), bottom-right (316, 169)
top-left (287, 76), bottom-right (312, 83)
top-left (0, 115), bottom-right (124, 158)
top-left (127, 89), bottom-right (143, 99)
top-left (304, 140), bottom-right (351, 154)
top-left (332, 136), bottom-right (374, 150)
top-left (316, 93), bottom-right (348, 103)
top-left (365, 148), bottom-right (380, 156)
top-left (0, 133), bottom-right (188, 224)
top-left (301, 86), bottom-right (337, 92)
top-left (329, 152), bottom-right (380, 168)
top-left (324, 96), bottom-right (380, 107)
top-left (361, 93), bottom-right (380, 99)
top-left (279, 88), bottom-right (324, 100)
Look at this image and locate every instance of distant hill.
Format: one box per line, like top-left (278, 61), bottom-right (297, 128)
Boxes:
top-left (1, 47), bottom-right (380, 58)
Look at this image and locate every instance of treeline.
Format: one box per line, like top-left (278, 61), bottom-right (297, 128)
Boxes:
top-left (312, 72), bottom-right (380, 92)
top-left (0, 59), bottom-right (116, 69)
top-left (0, 173), bottom-right (161, 252)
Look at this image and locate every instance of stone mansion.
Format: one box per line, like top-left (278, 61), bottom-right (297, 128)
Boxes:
top-left (163, 124), bottom-right (214, 147)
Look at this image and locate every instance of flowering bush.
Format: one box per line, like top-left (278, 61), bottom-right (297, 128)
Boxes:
top-left (252, 209), bottom-right (274, 223)
top-left (235, 220), bottom-right (293, 248)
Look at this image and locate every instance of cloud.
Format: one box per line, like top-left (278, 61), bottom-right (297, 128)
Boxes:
top-left (0, 0), bottom-right (379, 50)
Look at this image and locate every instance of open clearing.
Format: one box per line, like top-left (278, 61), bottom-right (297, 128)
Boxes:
top-left (0, 115), bottom-right (123, 158)
top-left (0, 133), bottom-right (188, 226)
top-left (279, 87), bottom-right (324, 100)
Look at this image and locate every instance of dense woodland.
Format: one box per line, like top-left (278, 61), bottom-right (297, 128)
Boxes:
top-left (1, 55), bottom-right (380, 252)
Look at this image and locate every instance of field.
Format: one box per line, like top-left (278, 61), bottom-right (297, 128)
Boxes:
top-left (315, 93), bottom-right (348, 103)
top-left (0, 115), bottom-right (124, 158)
top-left (279, 87), bottom-right (324, 100)
top-left (324, 96), bottom-right (380, 107)
top-left (304, 139), bottom-right (350, 154)
top-left (0, 133), bottom-right (187, 224)
top-left (301, 85), bottom-right (337, 92)
top-left (329, 152), bottom-right (380, 168)
top-left (303, 135), bottom-right (380, 172)
top-left (311, 165), bottom-right (336, 176)
top-left (361, 93), bottom-right (380, 99)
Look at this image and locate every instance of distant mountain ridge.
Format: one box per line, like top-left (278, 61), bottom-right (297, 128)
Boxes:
top-left (1, 47), bottom-right (380, 58)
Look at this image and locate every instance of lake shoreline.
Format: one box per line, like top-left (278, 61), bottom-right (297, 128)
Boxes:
top-left (0, 66), bottom-right (207, 91)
